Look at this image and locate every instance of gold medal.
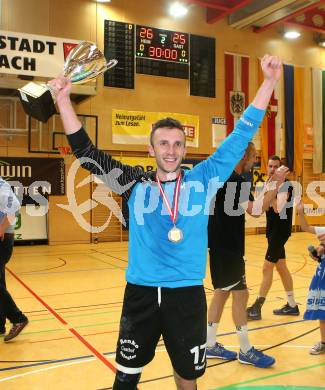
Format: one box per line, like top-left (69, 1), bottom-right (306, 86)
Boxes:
top-left (168, 226), bottom-right (183, 243)
top-left (156, 174), bottom-right (183, 244)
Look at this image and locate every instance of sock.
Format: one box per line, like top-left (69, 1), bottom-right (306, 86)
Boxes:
top-left (207, 322), bottom-right (218, 348)
top-left (256, 296), bottom-right (265, 306)
top-left (236, 325), bottom-right (252, 353)
top-left (286, 291), bottom-right (296, 307)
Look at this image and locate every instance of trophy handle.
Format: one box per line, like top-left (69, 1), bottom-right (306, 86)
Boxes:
top-left (105, 59), bottom-right (118, 71)
top-left (67, 59), bottom-right (118, 84)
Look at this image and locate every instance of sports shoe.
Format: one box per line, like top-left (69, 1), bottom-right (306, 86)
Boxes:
top-left (247, 301), bottom-right (262, 321)
top-left (239, 347), bottom-right (275, 368)
top-left (4, 320), bottom-right (28, 342)
top-left (310, 341), bottom-right (325, 355)
top-left (206, 342), bottom-right (237, 360)
top-left (273, 303), bottom-right (300, 316)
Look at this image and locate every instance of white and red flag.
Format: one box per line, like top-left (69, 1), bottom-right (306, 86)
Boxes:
top-left (224, 52), bottom-right (249, 135)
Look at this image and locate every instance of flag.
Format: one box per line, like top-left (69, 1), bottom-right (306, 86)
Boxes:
top-left (283, 64), bottom-right (304, 175)
top-left (225, 53), bottom-right (249, 135)
top-left (312, 68), bottom-right (325, 173)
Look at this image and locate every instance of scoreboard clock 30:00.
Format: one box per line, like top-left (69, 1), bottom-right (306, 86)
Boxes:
top-left (136, 25), bottom-right (189, 63)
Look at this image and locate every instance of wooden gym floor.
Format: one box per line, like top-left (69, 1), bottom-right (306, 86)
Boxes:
top-left (0, 232), bottom-right (324, 390)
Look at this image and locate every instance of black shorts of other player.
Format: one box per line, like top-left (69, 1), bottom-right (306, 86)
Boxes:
top-left (265, 179), bottom-right (293, 263)
top-left (115, 283), bottom-right (207, 380)
top-left (265, 234), bottom-right (290, 263)
top-left (209, 248), bottom-right (246, 290)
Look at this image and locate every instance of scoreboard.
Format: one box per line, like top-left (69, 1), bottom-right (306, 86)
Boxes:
top-left (104, 20), bottom-right (134, 89)
top-left (104, 20), bottom-right (215, 97)
top-left (136, 25), bottom-right (189, 63)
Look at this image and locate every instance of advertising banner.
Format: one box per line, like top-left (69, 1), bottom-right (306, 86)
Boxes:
top-left (14, 206), bottom-right (47, 241)
top-left (112, 109), bottom-right (199, 147)
top-left (0, 30), bottom-right (80, 77)
top-left (0, 157), bottom-right (65, 196)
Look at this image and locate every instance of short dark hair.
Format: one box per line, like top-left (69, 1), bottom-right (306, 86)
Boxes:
top-left (269, 155), bottom-right (281, 162)
top-left (150, 117), bottom-right (185, 146)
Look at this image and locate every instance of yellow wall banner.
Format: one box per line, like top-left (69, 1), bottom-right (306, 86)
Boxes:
top-left (112, 109), bottom-right (199, 147)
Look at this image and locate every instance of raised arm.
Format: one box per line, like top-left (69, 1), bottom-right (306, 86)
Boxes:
top-left (196, 55), bottom-right (282, 187)
top-left (47, 76), bottom-right (81, 134)
top-left (47, 77), bottom-right (143, 198)
top-left (251, 55), bottom-right (282, 109)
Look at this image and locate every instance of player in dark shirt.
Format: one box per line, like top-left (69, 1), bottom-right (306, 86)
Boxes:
top-left (207, 144), bottom-right (288, 368)
top-left (247, 155), bottom-right (298, 320)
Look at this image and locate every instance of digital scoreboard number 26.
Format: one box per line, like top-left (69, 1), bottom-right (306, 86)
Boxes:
top-left (136, 25), bottom-right (189, 63)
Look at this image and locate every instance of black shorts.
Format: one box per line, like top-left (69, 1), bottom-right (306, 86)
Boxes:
top-left (115, 283), bottom-right (207, 380)
top-left (265, 234), bottom-right (290, 263)
top-left (220, 274), bottom-right (247, 291)
top-left (209, 248), bottom-right (246, 290)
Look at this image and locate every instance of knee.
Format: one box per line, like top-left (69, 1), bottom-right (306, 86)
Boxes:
top-left (232, 289), bottom-right (248, 301)
top-left (113, 370), bottom-right (141, 390)
top-left (216, 289), bottom-right (230, 299)
top-left (262, 262), bottom-right (274, 274)
top-left (262, 264), bottom-right (272, 278)
top-left (232, 290), bottom-right (249, 309)
top-left (275, 259), bottom-right (286, 271)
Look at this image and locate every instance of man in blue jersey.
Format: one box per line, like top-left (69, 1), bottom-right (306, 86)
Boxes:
top-left (49, 54), bottom-right (282, 390)
top-left (0, 177), bottom-right (29, 342)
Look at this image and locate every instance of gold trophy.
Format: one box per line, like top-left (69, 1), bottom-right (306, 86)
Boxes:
top-left (18, 41), bottom-right (118, 122)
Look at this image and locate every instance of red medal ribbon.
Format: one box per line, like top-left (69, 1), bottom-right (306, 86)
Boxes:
top-left (156, 174), bottom-right (182, 224)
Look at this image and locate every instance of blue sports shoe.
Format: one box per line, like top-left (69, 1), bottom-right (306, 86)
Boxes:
top-left (206, 342), bottom-right (237, 360)
top-left (273, 303), bottom-right (300, 316)
top-left (239, 347), bottom-right (275, 368)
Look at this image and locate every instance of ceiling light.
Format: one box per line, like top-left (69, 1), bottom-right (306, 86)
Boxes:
top-left (169, 2), bottom-right (188, 18)
top-left (284, 31), bottom-right (301, 39)
top-left (96, 0), bottom-right (111, 3)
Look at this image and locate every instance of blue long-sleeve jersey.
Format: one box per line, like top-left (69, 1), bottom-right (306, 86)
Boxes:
top-left (68, 105), bottom-right (265, 287)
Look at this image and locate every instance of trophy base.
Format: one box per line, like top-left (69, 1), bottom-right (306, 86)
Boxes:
top-left (18, 82), bottom-right (57, 123)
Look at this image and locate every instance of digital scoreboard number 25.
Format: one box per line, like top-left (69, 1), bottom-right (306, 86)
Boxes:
top-left (136, 25), bottom-right (189, 63)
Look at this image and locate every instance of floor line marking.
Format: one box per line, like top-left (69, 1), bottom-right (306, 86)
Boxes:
top-left (6, 267), bottom-right (67, 325)
top-left (0, 358), bottom-right (96, 383)
top-left (6, 266), bottom-right (116, 374)
top-left (211, 361), bottom-right (325, 390)
top-left (1, 319), bottom-right (315, 372)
